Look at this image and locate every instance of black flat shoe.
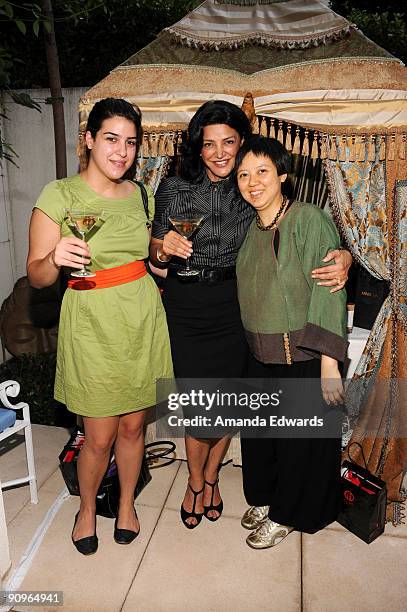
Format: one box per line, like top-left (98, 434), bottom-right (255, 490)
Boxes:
top-left (71, 512), bottom-right (98, 555)
top-left (114, 507), bottom-right (140, 544)
top-left (203, 478), bottom-right (223, 522)
top-left (180, 483), bottom-right (204, 529)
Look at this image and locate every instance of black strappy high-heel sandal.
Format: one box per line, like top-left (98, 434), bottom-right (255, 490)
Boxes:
top-left (203, 478), bottom-right (223, 522)
top-left (180, 483), bottom-right (204, 529)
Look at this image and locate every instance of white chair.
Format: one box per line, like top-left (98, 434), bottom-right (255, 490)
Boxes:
top-left (0, 380), bottom-right (38, 504)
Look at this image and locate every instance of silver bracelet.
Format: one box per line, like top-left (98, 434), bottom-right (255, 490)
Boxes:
top-left (156, 248), bottom-right (171, 264)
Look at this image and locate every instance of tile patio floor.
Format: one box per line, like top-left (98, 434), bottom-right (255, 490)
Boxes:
top-left (1, 425), bottom-right (406, 612)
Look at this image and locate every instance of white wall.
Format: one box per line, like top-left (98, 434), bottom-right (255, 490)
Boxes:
top-left (1, 88), bottom-right (87, 281)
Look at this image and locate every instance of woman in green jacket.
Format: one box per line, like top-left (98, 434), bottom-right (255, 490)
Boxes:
top-left (235, 135), bottom-right (347, 548)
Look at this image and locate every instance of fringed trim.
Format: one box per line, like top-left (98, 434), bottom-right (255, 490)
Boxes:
top-left (77, 129), bottom-right (185, 161)
top-left (164, 24), bottom-right (354, 51)
top-left (388, 499), bottom-right (406, 527)
top-left (254, 116), bottom-right (406, 162)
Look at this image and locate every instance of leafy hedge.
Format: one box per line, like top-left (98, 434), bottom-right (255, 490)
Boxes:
top-left (0, 353), bottom-right (75, 427)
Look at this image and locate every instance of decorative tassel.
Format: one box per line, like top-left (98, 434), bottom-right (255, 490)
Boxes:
top-left (319, 133), bottom-right (327, 159)
top-left (379, 135), bottom-right (386, 160)
top-left (302, 130), bottom-right (309, 157)
top-left (158, 134), bottom-right (166, 156)
top-left (260, 117), bottom-right (268, 136)
top-left (269, 119), bottom-right (276, 139)
top-left (348, 135), bottom-right (356, 162)
top-left (166, 133), bottom-right (175, 157)
top-left (252, 116), bottom-right (259, 135)
top-left (285, 124), bottom-right (292, 151)
top-left (176, 130), bottom-right (183, 156)
top-left (339, 135), bottom-right (347, 162)
top-left (399, 133), bottom-right (406, 160)
top-left (329, 135), bottom-right (338, 160)
top-left (292, 127), bottom-right (301, 154)
top-left (367, 135), bottom-right (376, 162)
top-left (142, 135), bottom-right (149, 158)
top-left (277, 120), bottom-right (284, 145)
top-left (311, 132), bottom-right (319, 159)
top-left (388, 133), bottom-right (396, 161)
top-left (356, 135), bottom-right (366, 162)
top-left (150, 133), bottom-right (158, 157)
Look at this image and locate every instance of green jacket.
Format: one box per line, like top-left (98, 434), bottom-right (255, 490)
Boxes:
top-left (236, 201), bottom-right (347, 364)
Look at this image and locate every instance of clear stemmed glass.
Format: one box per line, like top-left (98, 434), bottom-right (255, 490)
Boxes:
top-left (64, 209), bottom-right (104, 277)
top-left (169, 215), bottom-right (204, 277)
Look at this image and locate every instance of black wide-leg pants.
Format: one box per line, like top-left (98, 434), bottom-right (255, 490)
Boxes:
top-left (241, 355), bottom-right (342, 533)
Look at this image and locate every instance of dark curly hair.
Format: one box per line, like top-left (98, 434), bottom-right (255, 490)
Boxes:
top-left (179, 100), bottom-right (252, 182)
top-left (85, 97), bottom-right (142, 179)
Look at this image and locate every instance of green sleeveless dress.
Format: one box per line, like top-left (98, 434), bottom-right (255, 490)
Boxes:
top-left (35, 174), bottom-right (173, 417)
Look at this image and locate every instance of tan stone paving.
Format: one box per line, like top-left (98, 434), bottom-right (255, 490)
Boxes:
top-left (1, 425), bottom-right (406, 611)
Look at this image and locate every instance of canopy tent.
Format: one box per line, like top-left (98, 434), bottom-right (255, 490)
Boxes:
top-left (79, 0), bottom-right (407, 525)
top-left (79, 0), bottom-right (406, 158)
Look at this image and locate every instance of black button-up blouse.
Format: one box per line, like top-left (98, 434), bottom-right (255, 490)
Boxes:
top-left (152, 173), bottom-right (255, 268)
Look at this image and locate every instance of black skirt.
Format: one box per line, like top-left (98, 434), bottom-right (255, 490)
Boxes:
top-left (241, 355), bottom-right (342, 533)
top-left (163, 276), bottom-right (248, 378)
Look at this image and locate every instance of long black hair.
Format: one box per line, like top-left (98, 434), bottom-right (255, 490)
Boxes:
top-left (179, 100), bottom-right (252, 182)
top-left (85, 97), bottom-right (142, 179)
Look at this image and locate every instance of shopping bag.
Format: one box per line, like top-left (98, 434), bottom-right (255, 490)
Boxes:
top-left (337, 442), bottom-right (386, 543)
top-left (58, 429), bottom-right (152, 518)
top-left (353, 267), bottom-right (389, 330)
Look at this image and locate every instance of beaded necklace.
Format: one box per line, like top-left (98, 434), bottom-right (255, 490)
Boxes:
top-left (256, 195), bottom-right (288, 231)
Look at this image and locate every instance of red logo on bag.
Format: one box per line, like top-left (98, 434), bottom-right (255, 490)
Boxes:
top-left (344, 490), bottom-right (355, 503)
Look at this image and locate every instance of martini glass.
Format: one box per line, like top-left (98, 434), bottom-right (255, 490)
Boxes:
top-left (169, 215), bottom-right (204, 277)
top-left (64, 209), bottom-right (104, 277)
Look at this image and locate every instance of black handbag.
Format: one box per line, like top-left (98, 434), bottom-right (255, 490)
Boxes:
top-left (337, 442), bottom-right (387, 543)
top-left (59, 429), bottom-right (175, 518)
top-left (353, 267), bottom-right (389, 330)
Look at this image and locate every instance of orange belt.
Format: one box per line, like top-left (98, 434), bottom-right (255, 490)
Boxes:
top-left (68, 260), bottom-right (147, 290)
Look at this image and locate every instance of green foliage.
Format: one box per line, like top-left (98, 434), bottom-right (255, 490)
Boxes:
top-left (3, 0), bottom-right (202, 89)
top-left (347, 9), bottom-right (406, 63)
top-left (330, 0), bottom-right (406, 64)
top-left (0, 353), bottom-right (75, 427)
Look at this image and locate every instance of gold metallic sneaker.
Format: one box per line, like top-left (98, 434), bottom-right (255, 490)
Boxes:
top-left (246, 518), bottom-right (294, 549)
top-left (241, 505), bottom-right (269, 530)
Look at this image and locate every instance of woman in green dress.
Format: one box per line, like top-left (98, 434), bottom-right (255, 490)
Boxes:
top-left (27, 98), bottom-right (173, 555)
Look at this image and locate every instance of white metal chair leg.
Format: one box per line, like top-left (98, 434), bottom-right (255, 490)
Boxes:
top-left (0, 380), bottom-right (38, 504)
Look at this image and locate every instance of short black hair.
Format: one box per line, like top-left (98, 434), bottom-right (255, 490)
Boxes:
top-left (85, 97), bottom-right (142, 179)
top-left (179, 100), bottom-right (252, 182)
top-left (235, 135), bottom-right (291, 176)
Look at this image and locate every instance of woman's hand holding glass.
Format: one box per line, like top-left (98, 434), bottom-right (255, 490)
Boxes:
top-left (162, 230), bottom-right (193, 260)
top-left (50, 236), bottom-right (90, 270)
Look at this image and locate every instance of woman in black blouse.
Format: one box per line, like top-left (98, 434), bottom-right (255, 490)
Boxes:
top-left (150, 100), bottom-right (351, 529)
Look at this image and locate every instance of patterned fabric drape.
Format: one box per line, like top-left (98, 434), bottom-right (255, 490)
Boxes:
top-left (324, 142), bottom-right (407, 525)
top-left (135, 156), bottom-right (171, 194)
